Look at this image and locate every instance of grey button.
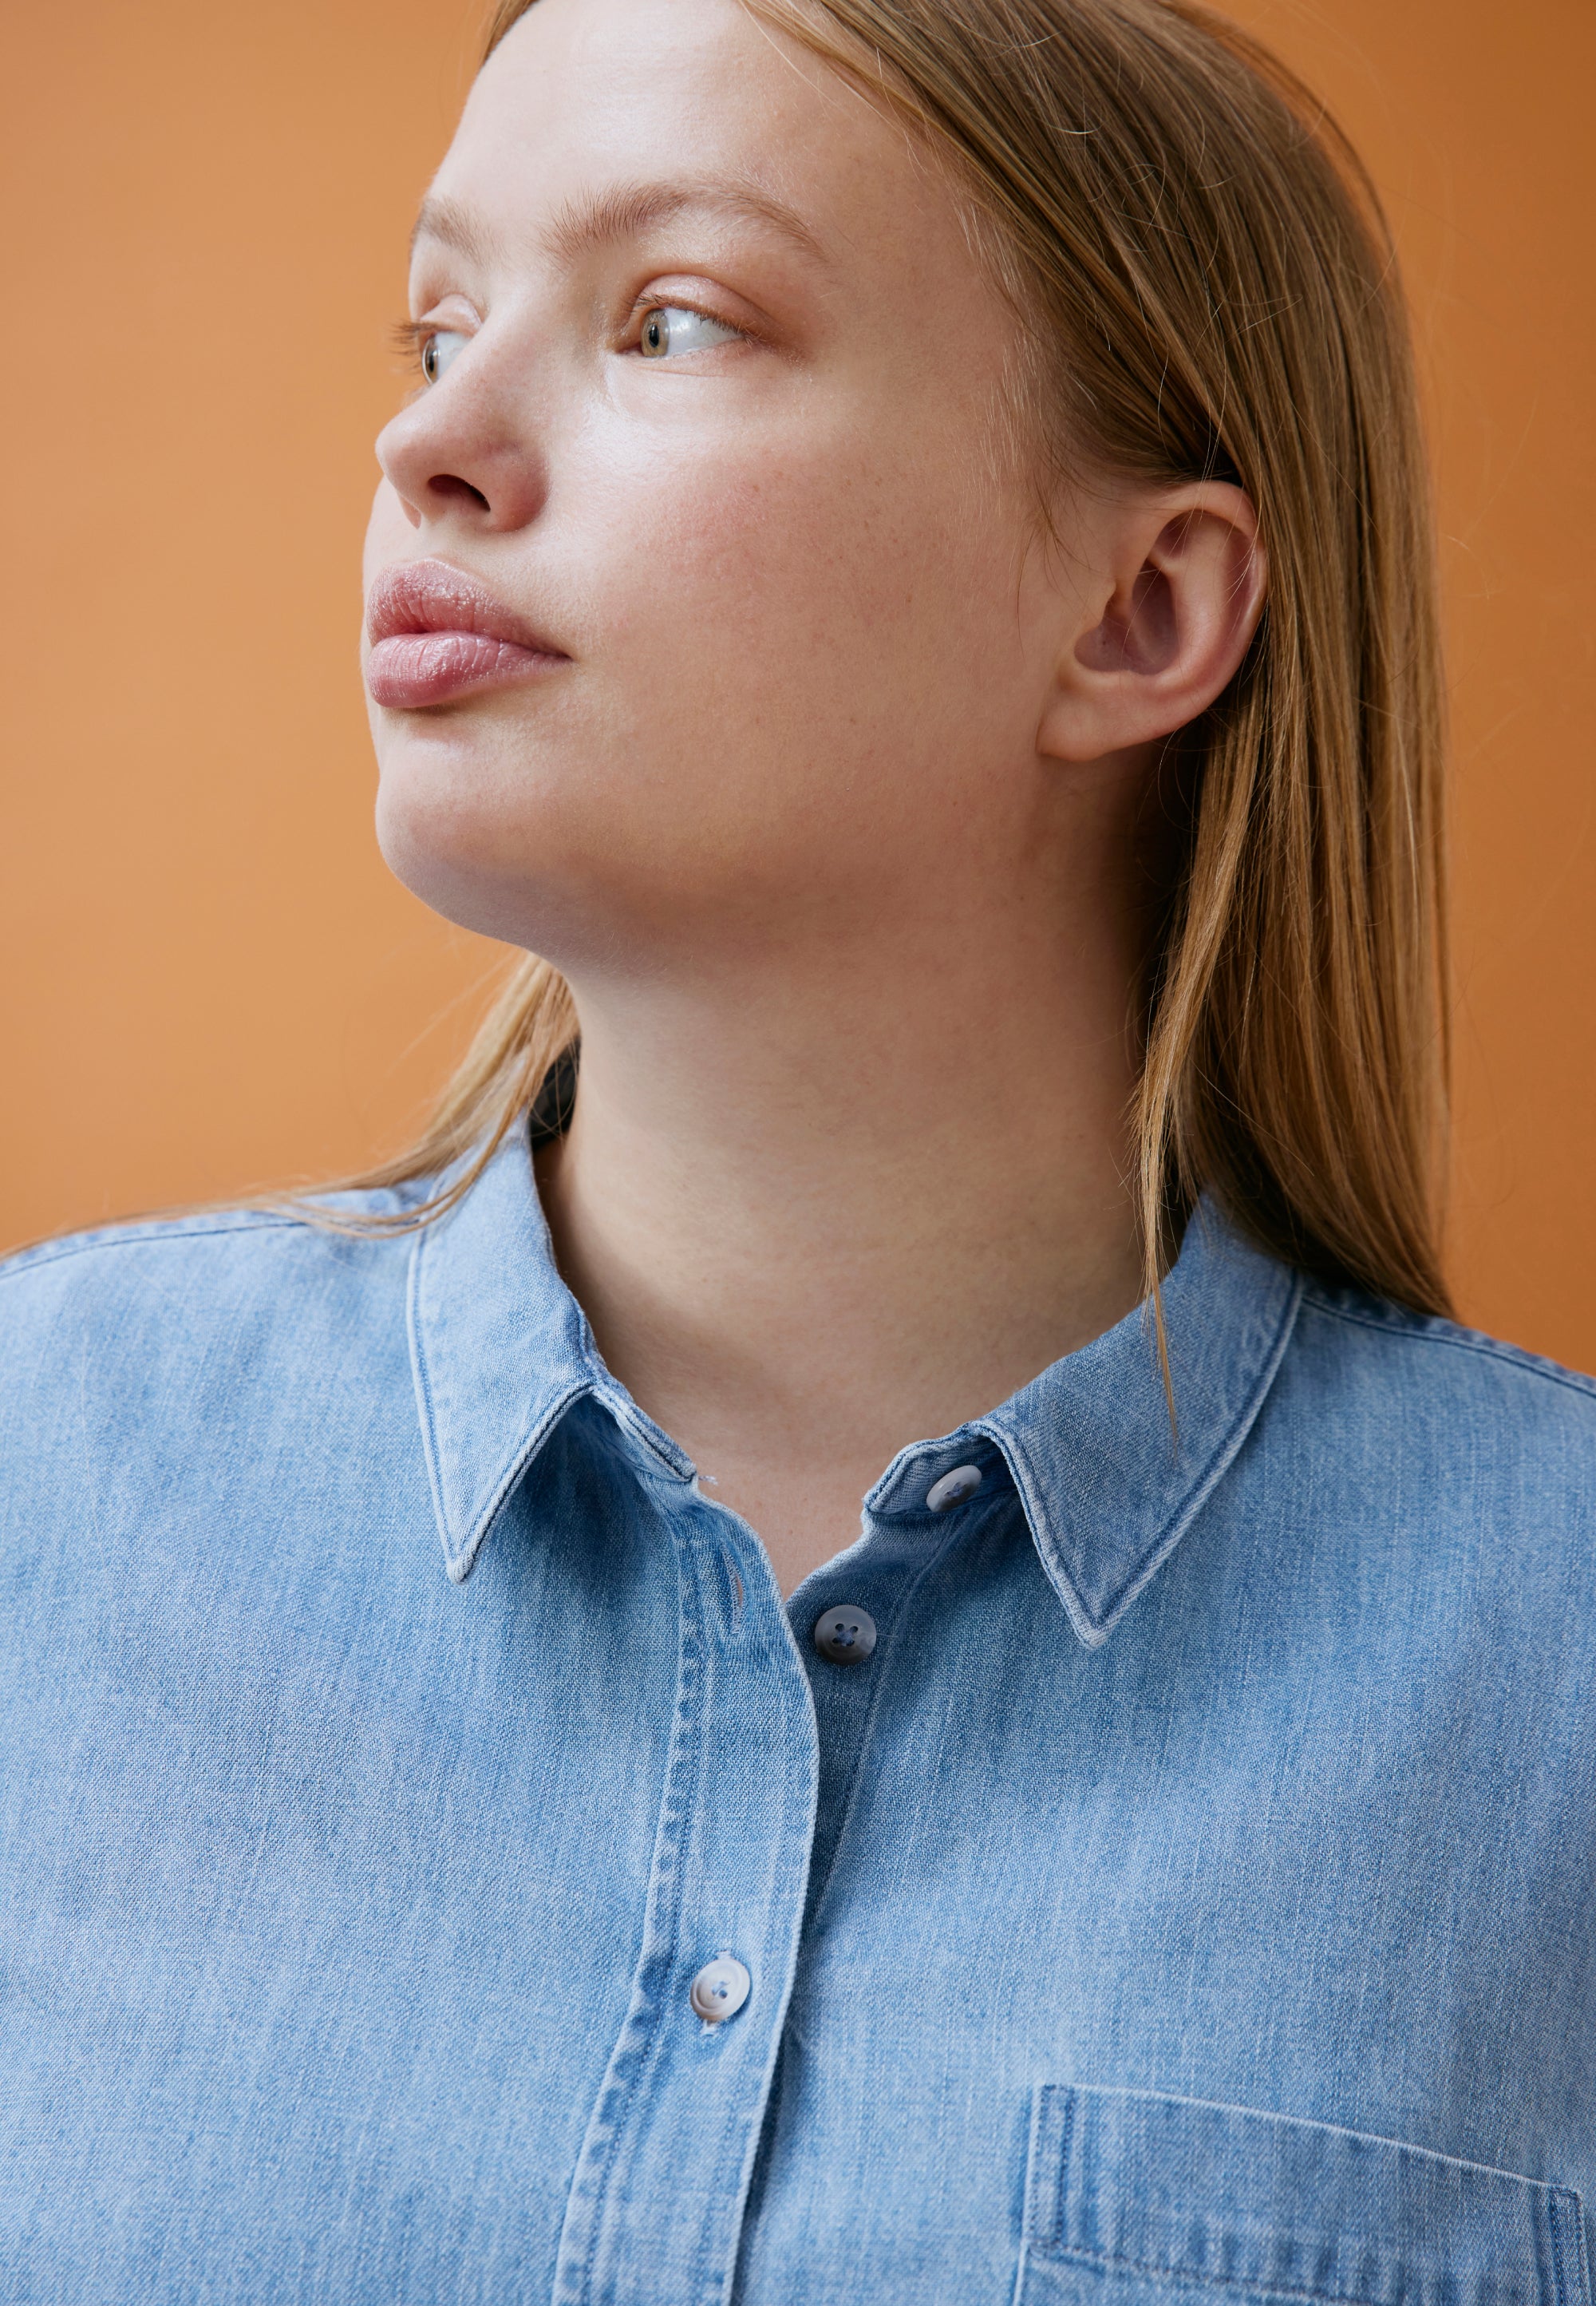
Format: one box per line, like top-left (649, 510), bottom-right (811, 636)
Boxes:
top-left (926, 1463), bottom-right (984, 1513)
top-left (689, 1954), bottom-right (751, 2023)
top-left (812, 1604), bottom-right (877, 1664)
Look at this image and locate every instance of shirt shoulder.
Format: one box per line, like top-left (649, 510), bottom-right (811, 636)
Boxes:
top-left (1286, 1278), bottom-right (1596, 1551)
top-left (0, 1189), bottom-right (417, 1307)
top-left (1297, 1277), bottom-right (1596, 1411)
top-left (0, 1194), bottom-right (423, 1453)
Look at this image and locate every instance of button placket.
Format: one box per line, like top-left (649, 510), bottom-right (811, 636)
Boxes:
top-left (793, 1453), bottom-right (1007, 1943)
top-left (551, 1499), bottom-right (819, 2306)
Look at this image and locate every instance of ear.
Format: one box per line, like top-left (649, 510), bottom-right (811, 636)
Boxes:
top-left (1037, 483), bottom-right (1266, 765)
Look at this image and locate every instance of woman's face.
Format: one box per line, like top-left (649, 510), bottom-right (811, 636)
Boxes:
top-left (365, 0), bottom-right (1084, 973)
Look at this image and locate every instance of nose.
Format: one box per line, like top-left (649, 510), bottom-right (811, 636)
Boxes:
top-left (374, 334), bottom-right (550, 535)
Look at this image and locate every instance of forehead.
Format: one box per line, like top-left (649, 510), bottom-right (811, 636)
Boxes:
top-left (425, 0), bottom-right (963, 275)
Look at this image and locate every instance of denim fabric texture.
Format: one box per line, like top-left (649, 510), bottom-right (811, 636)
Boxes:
top-left (0, 1128), bottom-right (1591, 2304)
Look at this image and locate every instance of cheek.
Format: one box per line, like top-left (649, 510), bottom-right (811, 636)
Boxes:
top-left (585, 430), bottom-right (1030, 816)
top-left (630, 449), bottom-right (918, 670)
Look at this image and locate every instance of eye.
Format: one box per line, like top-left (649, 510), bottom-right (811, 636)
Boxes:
top-left (638, 306), bottom-right (741, 360)
top-left (421, 330), bottom-right (469, 386)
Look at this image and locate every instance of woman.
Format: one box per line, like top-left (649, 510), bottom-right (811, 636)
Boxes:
top-left (1, 0), bottom-right (1590, 2296)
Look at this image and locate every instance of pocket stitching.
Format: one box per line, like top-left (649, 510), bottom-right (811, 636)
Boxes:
top-left (1035, 2237), bottom-right (1404, 2306)
top-left (1040, 2087), bottom-right (1076, 2249)
top-left (1544, 2185), bottom-right (1587, 2306)
top-left (1029, 2085), bottom-right (1589, 2306)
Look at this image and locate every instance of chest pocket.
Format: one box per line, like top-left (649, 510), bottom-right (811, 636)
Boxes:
top-left (1017, 2086), bottom-right (1589, 2306)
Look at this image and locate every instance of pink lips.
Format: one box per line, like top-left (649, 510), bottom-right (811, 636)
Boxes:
top-left (364, 560), bottom-right (568, 709)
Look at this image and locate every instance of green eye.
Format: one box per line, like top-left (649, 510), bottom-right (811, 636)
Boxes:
top-left (638, 306), bottom-right (740, 359)
top-left (421, 330), bottom-right (468, 386)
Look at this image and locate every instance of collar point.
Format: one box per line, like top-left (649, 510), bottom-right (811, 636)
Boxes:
top-left (440, 1520), bottom-right (487, 1584)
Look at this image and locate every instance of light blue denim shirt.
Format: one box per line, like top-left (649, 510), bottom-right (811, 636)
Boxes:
top-left (2, 1129), bottom-right (1592, 2305)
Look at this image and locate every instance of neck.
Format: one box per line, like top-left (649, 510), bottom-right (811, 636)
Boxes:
top-left (536, 816), bottom-right (1149, 1594)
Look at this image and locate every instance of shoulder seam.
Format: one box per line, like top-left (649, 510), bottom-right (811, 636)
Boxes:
top-left (0, 1215), bottom-right (299, 1285)
top-left (1300, 1291), bottom-right (1596, 1405)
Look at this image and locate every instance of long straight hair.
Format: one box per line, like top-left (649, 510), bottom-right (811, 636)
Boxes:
top-left (337, 0), bottom-right (1451, 1322)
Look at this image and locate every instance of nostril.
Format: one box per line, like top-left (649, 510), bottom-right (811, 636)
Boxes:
top-left (429, 473), bottom-right (490, 511)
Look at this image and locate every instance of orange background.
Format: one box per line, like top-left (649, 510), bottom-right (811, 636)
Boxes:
top-left (3, 2), bottom-right (1594, 1363)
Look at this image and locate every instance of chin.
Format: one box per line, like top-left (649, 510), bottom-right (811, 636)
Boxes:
top-left (370, 708), bottom-right (844, 965)
top-left (375, 792), bottom-right (540, 948)
top-left (371, 754), bottom-right (648, 961)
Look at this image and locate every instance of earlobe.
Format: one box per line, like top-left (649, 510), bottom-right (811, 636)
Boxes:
top-left (1037, 485), bottom-right (1266, 766)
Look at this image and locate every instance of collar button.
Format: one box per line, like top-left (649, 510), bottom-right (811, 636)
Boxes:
top-left (925, 1463), bottom-right (983, 1513)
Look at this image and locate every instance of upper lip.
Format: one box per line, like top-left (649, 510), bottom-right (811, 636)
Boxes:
top-left (365, 560), bottom-right (566, 655)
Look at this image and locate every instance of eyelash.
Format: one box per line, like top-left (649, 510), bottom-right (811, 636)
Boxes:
top-left (389, 297), bottom-right (748, 376)
top-left (622, 292), bottom-right (745, 346)
top-left (390, 318), bottom-right (437, 372)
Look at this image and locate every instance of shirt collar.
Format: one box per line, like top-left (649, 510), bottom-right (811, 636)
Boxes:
top-left (408, 1129), bottom-right (1302, 1642)
top-left (407, 1129), bottom-right (691, 1587)
top-left (981, 1204), bottom-right (1300, 1643)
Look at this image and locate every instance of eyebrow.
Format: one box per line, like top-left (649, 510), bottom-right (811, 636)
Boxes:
top-left (409, 178), bottom-right (828, 270)
top-left (409, 195), bottom-right (492, 266)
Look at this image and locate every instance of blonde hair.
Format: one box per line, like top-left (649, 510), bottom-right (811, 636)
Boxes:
top-left (338, 0), bottom-right (1451, 1322)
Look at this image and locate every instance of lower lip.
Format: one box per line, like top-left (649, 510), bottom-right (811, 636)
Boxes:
top-left (365, 631), bottom-right (567, 710)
